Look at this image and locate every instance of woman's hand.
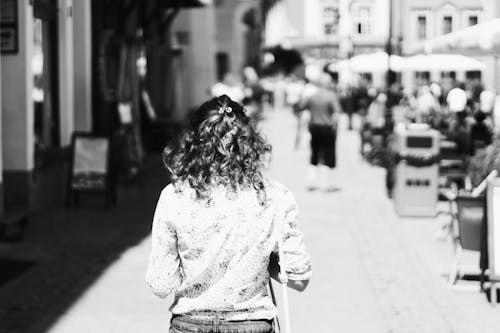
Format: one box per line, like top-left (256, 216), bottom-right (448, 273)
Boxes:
top-left (268, 252), bottom-right (310, 292)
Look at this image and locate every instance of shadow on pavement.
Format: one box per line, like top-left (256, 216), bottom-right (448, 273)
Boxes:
top-left (0, 156), bottom-right (168, 333)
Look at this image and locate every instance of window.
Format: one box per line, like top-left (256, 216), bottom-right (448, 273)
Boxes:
top-left (415, 71), bottom-right (430, 85)
top-left (442, 16), bottom-right (453, 34)
top-left (441, 71), bottom-right (456, 80)
top-left (468, 15), bottom-right (478, 26)
top-left (417, 16), bottom-right (427, 40)
top-left (323, 6), bottom-right (339, 35)
top-left (466, 70), bottom-right (481, 80)
top-left (462, 10), bottom-right (481, 28)
top-left (353, 5), bottom-right (373, 35)
top-left (360, 72), bottom-right (372, 84)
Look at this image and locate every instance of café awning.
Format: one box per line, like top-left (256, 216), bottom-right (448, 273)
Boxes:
top-left (327, 52), bottom-right (485, 73)
top-left (328, 51), bottom-right (406, 72)
top-left (164, 0), bottom-right (212, 7)
top-left (403, 54), bottom-right (486, 71)
top-left (408, 19), bottom-right (500, 55)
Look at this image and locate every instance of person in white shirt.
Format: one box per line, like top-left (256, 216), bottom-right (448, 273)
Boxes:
top-left (446, 87), bottom-right (468, 114)
top-left (446, 86), bottom-right (471, 155)
top-left (146, 95), bottom-right (311, 333)
top-left (416, 85), bottom-right (439, 123)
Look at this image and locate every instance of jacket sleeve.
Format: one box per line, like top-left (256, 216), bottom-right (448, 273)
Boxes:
top-left (145, 188), bottom-right (182, 298)
top-left (279, 187), bottom-right (312, 281)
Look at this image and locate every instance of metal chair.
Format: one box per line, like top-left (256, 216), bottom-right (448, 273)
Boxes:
top-left (448, 195), bottom-right (486, 289)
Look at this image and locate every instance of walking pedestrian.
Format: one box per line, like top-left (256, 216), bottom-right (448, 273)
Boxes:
top-left (447, 85), bottom-right (472, 157)
top-left (146, 95), bottom-right (312, 333)
top-left (469, 90), bottom-right (495, 153)
top-left (300, 73), bottom-right (343, 191)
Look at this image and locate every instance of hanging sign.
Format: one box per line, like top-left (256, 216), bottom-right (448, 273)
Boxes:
top-left (0, 0), bottom-right (18, 54)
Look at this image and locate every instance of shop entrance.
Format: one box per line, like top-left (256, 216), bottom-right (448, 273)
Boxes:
top-left (33, 0), bottom-right (59, 170)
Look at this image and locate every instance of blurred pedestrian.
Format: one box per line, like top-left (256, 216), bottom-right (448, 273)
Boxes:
top-left (285, 74), bottom-right (305, 115)
top-left (366, 92), bottom-right (387, 130)
top-left (211, 72), bottom-right (246, 104)
top-left (341, 86), bottom-right (356, 130)
top-left (364, 92), bottom-right (388, 164)
top-left (146, 95), bottom-right (311, 333)
top-left (354, 79), bottom-right (371, 117)
top-left (415, 85), bottom-right (439, 124)
top-left (470, 90), bottom-right (495, 153)
top-left (447, 86), bottom-right (472, 156)
top-left (242, 66), bottom-right (266, 119)
top-left (285, 75), bottom-right (306, 149)
top-left (300, 73), bottom-right (343, 191)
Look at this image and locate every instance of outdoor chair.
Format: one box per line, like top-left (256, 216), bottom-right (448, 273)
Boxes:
top-left (439, 139), bottom-right (467, 189)
top-left (448, 195), bottom-right (486, 289)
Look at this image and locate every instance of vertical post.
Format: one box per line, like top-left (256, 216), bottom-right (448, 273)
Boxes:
top-left (494, 55), bottom-right (499, 129)
top-left (494, 55), bottom-right (498, 95)
top-left (73, 0), bottom-right (92, 132)
top-left (58, 0), bottom-right (74, 146)
top-left (0, 53), bottom-right (3, 220)
top-left (1, 0), bottom-right (34, 209)
top-left (386, 0), bottom-right (392, 90)
top-left (385, 0), bottom-right (393, 134)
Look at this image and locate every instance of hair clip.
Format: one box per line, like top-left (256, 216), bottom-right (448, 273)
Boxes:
top-left (218, 105), bottom-right (232, 115)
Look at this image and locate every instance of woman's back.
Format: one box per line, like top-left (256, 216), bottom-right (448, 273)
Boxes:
top-left (145, 95), bottom-right (311, 331)
top-left (146, 181), bottom-right (311, 321)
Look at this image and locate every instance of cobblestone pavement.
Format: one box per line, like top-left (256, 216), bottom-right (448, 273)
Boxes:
top-left (14, 108), bottom-right (500, 332)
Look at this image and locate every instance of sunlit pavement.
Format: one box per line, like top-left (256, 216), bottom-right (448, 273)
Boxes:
top-left (48, 107), bottom-right (500, 333)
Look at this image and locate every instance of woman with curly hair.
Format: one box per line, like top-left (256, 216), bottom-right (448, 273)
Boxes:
top-left (146, 95), bottom-right (311, 333)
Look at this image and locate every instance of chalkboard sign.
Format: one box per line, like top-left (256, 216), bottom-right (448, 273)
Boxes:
top-left (67, 132), bottom-right (116, 207)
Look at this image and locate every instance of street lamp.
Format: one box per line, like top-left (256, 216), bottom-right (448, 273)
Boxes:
top-left (385, 0), bottom-right (394, 133)
top-left (385, 0), bottom-right (394, 89)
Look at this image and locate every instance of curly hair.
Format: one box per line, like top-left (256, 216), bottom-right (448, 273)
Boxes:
top-left (162, 95), bottom-right (272, 204)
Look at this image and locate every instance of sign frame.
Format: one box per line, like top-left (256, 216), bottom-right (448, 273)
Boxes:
top-left (0, 0), bottom-right (18, 54)
top-left (487, 177), bottom-right (500, 303)
top-left (67, 132), bottom-right (116, 208)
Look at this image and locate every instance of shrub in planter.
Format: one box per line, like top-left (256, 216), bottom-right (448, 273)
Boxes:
top-left (468, 133), bottom-right (500, 187)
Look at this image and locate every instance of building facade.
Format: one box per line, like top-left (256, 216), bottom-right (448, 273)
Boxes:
top-left (0, 0), bottom-right (259, 231)
top-left (1, 0), bottom-right (92, 220)
top-left (263, 0), bottom-right (390, 86)
top-left (214, 0), bottom-right (262, 81)
top-left (265, 0), bottom-right (389, 58)
top-left (394, 0), bottom-right (500, 91)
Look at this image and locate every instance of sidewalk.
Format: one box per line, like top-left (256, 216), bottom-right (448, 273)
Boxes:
top-left (264, 110), bottom-right (499, 333)
top-left (9, 108), bottom-right (500, 333)
top-left (0, 158), bottom-right (169, 333)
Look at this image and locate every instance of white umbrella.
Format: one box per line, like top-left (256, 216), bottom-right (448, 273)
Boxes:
top-left (328, 51), bottom-right (406, 72)
top-left (403, 54), bottom-right (486, 71)
top-left (411, 19), bottom-right (500, 55)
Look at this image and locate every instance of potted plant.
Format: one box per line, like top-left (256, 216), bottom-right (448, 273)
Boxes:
top-left (468, 133), bottom-right (500, 187)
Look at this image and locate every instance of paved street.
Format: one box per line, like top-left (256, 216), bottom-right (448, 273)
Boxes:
top-left (48, 108), bottom-right (500, 333)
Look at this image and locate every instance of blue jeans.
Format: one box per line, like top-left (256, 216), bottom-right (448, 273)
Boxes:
top-left (170, 315), bottom-right (274, 333)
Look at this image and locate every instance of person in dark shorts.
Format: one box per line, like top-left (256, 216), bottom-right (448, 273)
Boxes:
top-left (300, 73), bottom-right (343, 191)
